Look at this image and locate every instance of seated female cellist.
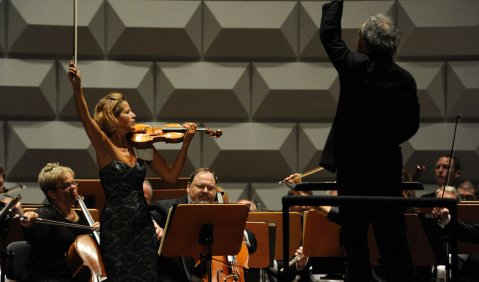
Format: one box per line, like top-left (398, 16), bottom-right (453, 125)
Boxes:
top-left (20, 162), bottom-right (100, 282)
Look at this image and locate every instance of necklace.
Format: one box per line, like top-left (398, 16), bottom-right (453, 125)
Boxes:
top-left (54, 206), bottom-right (78, 222)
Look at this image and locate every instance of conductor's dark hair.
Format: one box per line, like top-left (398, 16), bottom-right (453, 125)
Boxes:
top-left (360, 14), bottom-right (400, 57)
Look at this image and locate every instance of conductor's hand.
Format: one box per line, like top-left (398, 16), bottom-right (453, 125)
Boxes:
top-left (68, 60), bottom-right (82, 90)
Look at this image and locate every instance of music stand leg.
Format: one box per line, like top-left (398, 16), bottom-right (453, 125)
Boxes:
top-left (0, 250), bottom-right (5, 282)
top-left (199, 224), bottom-right (214, 282)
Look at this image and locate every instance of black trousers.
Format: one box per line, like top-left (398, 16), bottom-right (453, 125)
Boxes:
top-left (337, 168), bottom-right (414, 282)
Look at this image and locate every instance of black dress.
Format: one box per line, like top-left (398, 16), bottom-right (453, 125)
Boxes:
top-left (99, 160), bottom-right (158, 282)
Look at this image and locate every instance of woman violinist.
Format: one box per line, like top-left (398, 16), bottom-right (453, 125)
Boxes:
top-left (20, 162), bottom-right (99, 282)
top-left (68, 61), bottom-right (197, 281)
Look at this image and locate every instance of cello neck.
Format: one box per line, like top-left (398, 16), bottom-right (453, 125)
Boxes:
top-left (77, 196), bottom-right (101, 244)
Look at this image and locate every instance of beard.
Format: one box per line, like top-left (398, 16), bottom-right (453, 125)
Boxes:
top-left (190, 194), bottom-right (213, 204)
top-left (191, 200), bottom-right (211, 204)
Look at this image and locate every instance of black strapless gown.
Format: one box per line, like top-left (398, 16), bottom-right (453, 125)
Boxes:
top-left (99, 160), bottom-right (158, 281)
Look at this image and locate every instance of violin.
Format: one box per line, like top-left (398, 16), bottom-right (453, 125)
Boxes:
top-left (130, 124), bottom-right (222, 148)
top-left (66, 196), bottom-right (107, 282)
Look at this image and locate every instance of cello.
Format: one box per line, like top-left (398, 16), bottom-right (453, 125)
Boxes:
top-left (66, 196), bottom-right (107, 282)
top-left (200, 191), bottom-right (249, 282)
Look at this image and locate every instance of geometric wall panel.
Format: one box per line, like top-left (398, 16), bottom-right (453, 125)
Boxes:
top-left (398, 62), bottom-right (446, 120)
top-left (203, 123), bottom-right (297, 182)
top-left (403, 123), bottom-right (479, 185)
top-left (221, 182), bottom-right (249, 204)
top-left (298, 123), bottom-right (335, 182)
top-left (397, 0), bottom-right (479, 58)
top-left (447, 61), bottom-right (479, 120)
top-left (58, 60), bottom-right (154, 121)
top-left (106, 0), bottom-right (201, 59)
top-left (6, 121), bottom-right (97, 181)
top-left (0, 0), bottom-right (477, 206)
top-left (0, 59), bottom-right (56, 119)
top-left (300, 1), bottom-right (395, 59)
top-left (7, 0), bottom-right (104, 57)
top-left (252, 62), bottom-right (339, 121)
top-left (0, 0), bottom-right (5, 54)
top-left (0, 122), bottom-right (4, 167)
top-left (156, 62), bottom-right (250, 121)
top-left (252, 183), bottom-right (291, 211)
top-left (203, 1), bottom-right (298, 60)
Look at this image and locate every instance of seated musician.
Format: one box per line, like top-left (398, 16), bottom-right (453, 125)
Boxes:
top-left (433, 185), bottom-right (479, 281)
top-left (273, 173), bottom-right (341, 282)
top-left (20, 162), bottom-right (99, 282)
top-left (0, 165), bottom-right (24, 232)
top-left (150, 167), bottom-right (257, 282)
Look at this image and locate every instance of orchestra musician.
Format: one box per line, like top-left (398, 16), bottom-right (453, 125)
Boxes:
top-left (68, 61), bottom-right (197, 281)
top-left (0, 166), bottom-right (24, 229)
top-left (319, 0), bottom-right (420, 281)
top-left (275, 174), bottom-right (339, 281)
top-left (149, 167), bottom-right (257, 282)
top-left (20, 162), bottom-right (99, 282)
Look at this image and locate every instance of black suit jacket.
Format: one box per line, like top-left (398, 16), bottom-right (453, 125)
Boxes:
top-left (319, 0), bottom-right (419, 175)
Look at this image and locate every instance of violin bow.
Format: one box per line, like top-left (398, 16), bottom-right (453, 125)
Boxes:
top-left (442, 114), bottom-right (462, 197)
top-left (73, 0), bottom-right (78, 65)
top-left (15, 214), bottom-right (96, 230)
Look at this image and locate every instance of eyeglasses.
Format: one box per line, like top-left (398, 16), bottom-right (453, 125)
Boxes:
top-left (193, 183), bottom-right (216, 192)
top-left (56, 181), bottom-right (78, 190)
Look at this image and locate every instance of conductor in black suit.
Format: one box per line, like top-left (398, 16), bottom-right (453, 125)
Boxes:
top-left (150, 168), bottom-right (256, 282)
top-left (319, 0), bottom-right (420, 281)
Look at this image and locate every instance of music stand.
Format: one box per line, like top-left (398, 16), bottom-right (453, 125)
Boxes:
top-left (0, 195), bottom-right (21, 282)
top-left (294, 182), bottom-right (424, 192)
top-left (0, 195), bottom-right (21, 223)
top-left (158, 204), bottom-right (249, 282)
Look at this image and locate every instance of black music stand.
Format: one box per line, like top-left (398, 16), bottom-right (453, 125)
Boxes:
top-left (0, 195), bottom-right (21, 223)
top-left (0, 195), bottom-right (22, 282)
top-left (158, 204), bottom-right (249, 282)
top-left (294, 181), bottom-right (424, 192)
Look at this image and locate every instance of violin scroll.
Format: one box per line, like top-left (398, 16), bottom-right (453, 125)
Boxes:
top-left (205, 128), bottom-right (222, 139)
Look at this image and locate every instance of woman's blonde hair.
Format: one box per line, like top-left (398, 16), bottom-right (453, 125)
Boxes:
top-left (435, 185), bottom-right (460, 201)
top-left (38, 162), bottom-right (75, 201)
top-left (93, 92), bottom-right (126, 137)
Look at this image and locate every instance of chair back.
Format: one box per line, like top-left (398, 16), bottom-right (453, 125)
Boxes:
top-left (5, 240), bottom-right (32, 280)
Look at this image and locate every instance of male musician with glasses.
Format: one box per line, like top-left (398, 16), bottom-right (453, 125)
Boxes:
top-left (149, 167), bottom-right (256, 282)
top-left (319, 0), bottom-right (419, 281)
